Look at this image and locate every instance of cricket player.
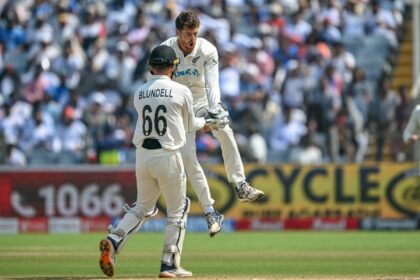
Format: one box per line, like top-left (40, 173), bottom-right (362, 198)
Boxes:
top-left (403, 104), bottom-right (420, 144)
top-left (160, 10), bottom-right (265, 236)
top-left (99, 45), bottom-right (224, 278)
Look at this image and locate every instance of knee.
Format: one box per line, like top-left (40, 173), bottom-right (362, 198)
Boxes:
top-left (123, 202), bottom-right (148, 220)
top-left (167, 198), bottom-right (190, 228)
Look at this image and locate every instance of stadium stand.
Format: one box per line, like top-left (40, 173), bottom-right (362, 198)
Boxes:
top-left (0, 0), bottom-right (409, 165)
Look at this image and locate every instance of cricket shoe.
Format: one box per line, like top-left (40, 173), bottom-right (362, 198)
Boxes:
top-left (236, 181), bottom-right (265, 202)
top-left (159, 263), bottom-right (192, 278)
top-left (99, 238), bottom-right (116, 277)
top-left (205, 211), bottom-right (224, 237)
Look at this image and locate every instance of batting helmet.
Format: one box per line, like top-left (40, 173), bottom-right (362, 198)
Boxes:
top-left (148, 45), bottom-right (180, 67)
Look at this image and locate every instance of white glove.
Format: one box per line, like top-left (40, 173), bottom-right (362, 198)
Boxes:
top-left (204, 103), bottom-right (230, 129)
top-left (205, 115), bottom-right (229, 129)
top-left (208, 103), bottom-right (229, 119)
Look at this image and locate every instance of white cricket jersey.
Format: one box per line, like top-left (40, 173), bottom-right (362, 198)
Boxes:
top-left (403, 104), bottom-right (420, 143)
top-left (132, 75), bottom-right (206, 150)
top-left (161, 37), bottom-right (221, 111)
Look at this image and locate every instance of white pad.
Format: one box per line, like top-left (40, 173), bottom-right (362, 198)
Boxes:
top-left (161, 198), bottom-right (190, 268)
top-left (108, 204), bottom-right (158, 254)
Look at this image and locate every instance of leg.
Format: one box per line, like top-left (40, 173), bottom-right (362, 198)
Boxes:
top-left (211, 124), bottom-right (245, 183)
top-left (156, 151), bottom-right (192, 277)
top-left (181, 131), bottom-right (224, 236)
top-left (212, 124), bottom-right (265, 202)
top-left (99, 149), bottom-right (160, 277)
top-left (109, 148), bottom-right (161, 252)
top-left (181, 131), bottom-right (215, 208)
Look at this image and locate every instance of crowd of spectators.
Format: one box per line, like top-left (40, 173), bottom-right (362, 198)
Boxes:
top-left (0, 0), bottom-right (410, 166)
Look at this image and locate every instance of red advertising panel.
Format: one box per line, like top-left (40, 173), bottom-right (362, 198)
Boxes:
top-left (0, 167), bottom-right (137, 219)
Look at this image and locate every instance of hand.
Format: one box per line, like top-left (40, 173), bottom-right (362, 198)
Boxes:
top-left (204, 115), bottom-right (229, 129)
top-left (201, 124), bottom-right (213, 132)
top-left (208, 103), bottom-right (229, 120)
top-left (204, 103), bottom-right (230, 129)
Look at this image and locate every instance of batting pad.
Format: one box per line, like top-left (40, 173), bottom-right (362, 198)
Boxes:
top-left (161, 198), bottom-right (190, 268)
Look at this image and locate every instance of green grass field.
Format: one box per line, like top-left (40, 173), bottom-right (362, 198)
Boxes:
top-left (0, 231), bottom-right (420, 279)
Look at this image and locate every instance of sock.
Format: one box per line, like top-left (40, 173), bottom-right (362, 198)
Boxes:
top-left (204, 206), bottom-right (215, 214)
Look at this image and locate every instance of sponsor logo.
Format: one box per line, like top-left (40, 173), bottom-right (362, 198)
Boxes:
top-left (386, 169), bottom-right (420, 217)
top-left (0, 218), bottom-right (18, 234)
top-left (48, 217), bottom-right (81, 233)
top-left (313, 218), bottom-right (347, 231)
top-left (174, 68), bottom-right (200, 78)
top-left (361, 217), bottom-right (418, 230)
top-left (19, 218), bottom-right (48, 233)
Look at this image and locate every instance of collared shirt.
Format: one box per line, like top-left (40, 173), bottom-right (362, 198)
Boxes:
top-left (132, 75), bottom-right (205, 151)
top-left (161, 37), bottom-right (221, 111)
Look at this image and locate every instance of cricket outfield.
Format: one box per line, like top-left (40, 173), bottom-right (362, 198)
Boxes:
top-left (0, 231), bottom-right (419, 279)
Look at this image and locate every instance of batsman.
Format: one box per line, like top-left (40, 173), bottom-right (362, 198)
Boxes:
top-left (161, 10), bottom-right (265, 237)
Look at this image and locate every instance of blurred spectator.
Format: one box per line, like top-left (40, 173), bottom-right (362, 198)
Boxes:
top-left (5, 143), bottom-right (27, 166)
top-left (219, 45), bottom-right (241, 105)
top-left (375, 79), bottom-right (400, 161)
top-left (284, 10), bottom-right (312, 43)
top-left (346, 67), bottom-right (372, 126)
top-left (346, 68), bottom-right (372, 162)
top-left (307, 76), bottom-right (341, 161)
top-left (342, 1), bottom-right (366, 37)
top-left (281, 60), bottom-right (307, 109)
top-left (53, 106), bottom-right (87, 164)
top-left (392, 84), bottom-right (410, 161)
top-left (20, 104), bottom-right (55, 163)
top-left (247, 125), bottom-right (268, 164)
top-left (104, 41), bottom-right (136, 94)
top-left (0, 64), bottom-right (21, 99)
top-left (268, 105), bottom-right (307, 162)
top-left (78, 5), bottom-right (106, 52)
top-left (330, 41), bottom-right (355, 86)
top-left (82, 91), bottom-right (115, 163)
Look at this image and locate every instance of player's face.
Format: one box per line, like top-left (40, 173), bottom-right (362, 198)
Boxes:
top-left (176, 27), bottom-right (199, 55)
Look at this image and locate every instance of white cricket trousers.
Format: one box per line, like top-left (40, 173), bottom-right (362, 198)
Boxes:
top-left (135, 148), bottom-right (187, 224)
top-left (181, 123), bottom-right (245, 208)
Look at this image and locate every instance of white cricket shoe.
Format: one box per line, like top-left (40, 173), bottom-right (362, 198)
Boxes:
top-left (205, 211), bottom-right (224, 237)
top-left (99, 238), bottom-right (116, 277)
top-left (159, 264), bottom-right (193, 278)
top-left (236, 181), bottom-right (265, 202)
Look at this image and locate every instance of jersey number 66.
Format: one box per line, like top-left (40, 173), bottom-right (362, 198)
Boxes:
top-left (142, 105), bottom-right (167, 136)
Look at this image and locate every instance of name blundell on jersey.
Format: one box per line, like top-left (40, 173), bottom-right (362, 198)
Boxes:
top-left (138, 88), bottom-right (173, 99)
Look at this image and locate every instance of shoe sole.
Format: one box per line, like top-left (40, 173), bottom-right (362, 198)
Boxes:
top-left (238, 192), bottom-right (265, 203)
top-left (99, 239), bottom-right (114, 277)
top-left (159, 271), bottom-right (176, 278)
top-left (159, 271), bottom-right (193, 278)
top-left (209, 215), bottom-right (225, 238)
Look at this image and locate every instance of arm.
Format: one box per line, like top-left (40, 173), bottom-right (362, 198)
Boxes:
top-left (204, 46), bottom-right (221, 109)
top-left (184, 88), bottom-right (206, 133)
top-left (403, 105), bottom-right (420, 143)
